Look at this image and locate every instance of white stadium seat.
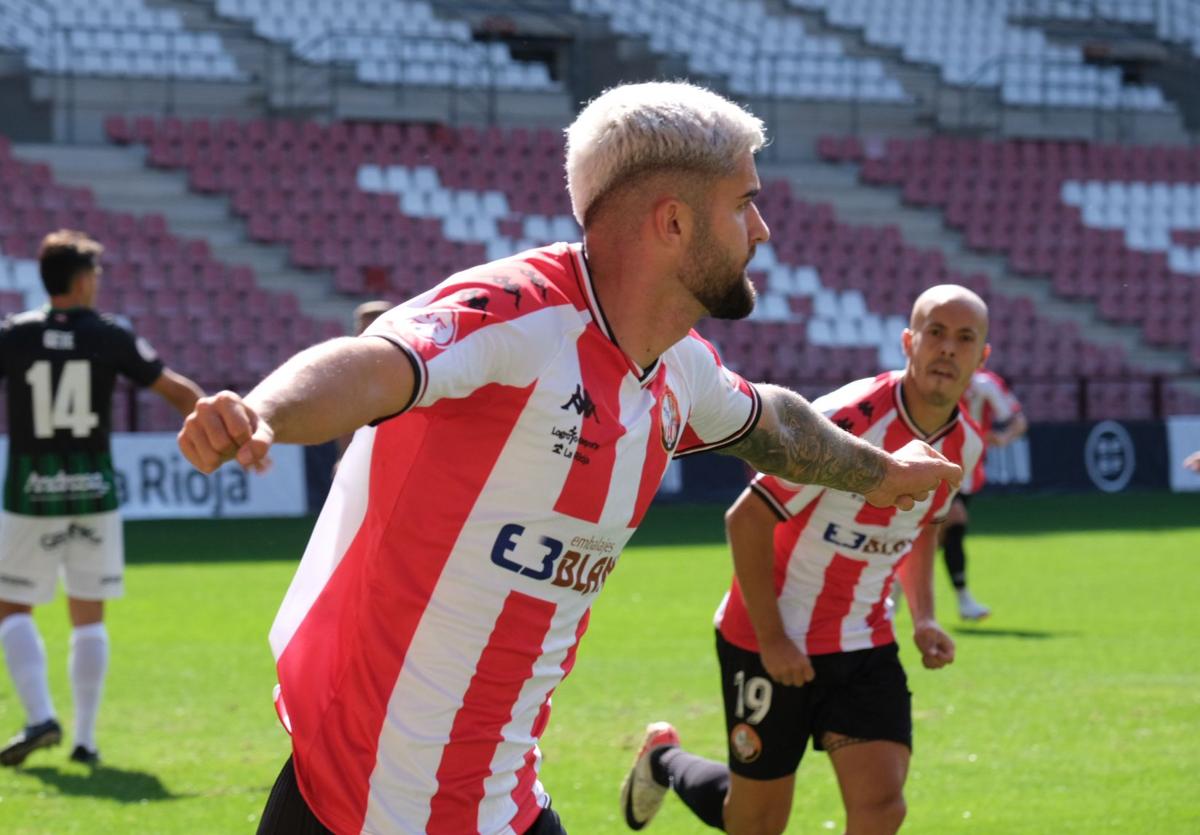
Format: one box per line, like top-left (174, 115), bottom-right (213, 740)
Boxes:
top-left (789, 0), bottom-right (1175, 110)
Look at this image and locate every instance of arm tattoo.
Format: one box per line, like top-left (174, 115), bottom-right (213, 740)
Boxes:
top-left (723, 386), bottom-right (887, 494)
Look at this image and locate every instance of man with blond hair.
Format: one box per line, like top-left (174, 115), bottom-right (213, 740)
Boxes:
top-left (0, 230), bottom-right (203, 768)
top-left (621, 285), bottom-right (990, 835)
top-left (178, 82), bottom-right (961, 835)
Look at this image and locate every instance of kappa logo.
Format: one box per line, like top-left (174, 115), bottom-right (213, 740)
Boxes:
top-left (463, 292), bottom-right (490, 317)
top-left (40, 523), bottom-right (103, 550)
top-left (561, 384), bottom-right (598, 421)
top-left (492, 276), bottom-right (523, 308)
top-left (410, 310), bottom-right (456, 347)
top-left (660, 387), bottom-right (681, 452)
top-left (515, 268), bottom-right (550, 301)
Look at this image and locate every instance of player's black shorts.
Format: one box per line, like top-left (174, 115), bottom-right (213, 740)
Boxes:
top-left (956, 493), bottom-right (973, 509)
top-left (716, 630), bottom-right (912, 781)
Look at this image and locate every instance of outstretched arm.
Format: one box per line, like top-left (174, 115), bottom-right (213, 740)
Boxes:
top-left (150, 367), bottom-right (204, 417)
top-left (178, 337), bottom-right (415, 473)
top-left (723, 385), bottom-right (961, 509)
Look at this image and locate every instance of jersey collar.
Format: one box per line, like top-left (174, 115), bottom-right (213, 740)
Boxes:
top-left (894, 375), bottom-right (960, 444)
top-left (570, 243), bottom-right (661, 385)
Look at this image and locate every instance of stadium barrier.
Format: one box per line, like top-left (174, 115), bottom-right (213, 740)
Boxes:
top-left (0, 433), bottom-right (307, 519)
top-left (1166, 414), bottom-right (1200, 491)
top-left (652, 418), bottom-right (1200, 502)
top-left (1, 419), bottom-right (1191, 522)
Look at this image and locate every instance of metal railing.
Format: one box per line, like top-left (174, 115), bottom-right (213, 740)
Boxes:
top-left (278, 28), bottom-right (534, 125)
top-left (932, 52), bottom-right (1175, 141)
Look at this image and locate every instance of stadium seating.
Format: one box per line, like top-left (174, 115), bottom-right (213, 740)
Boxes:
top-left (0, 0), bottom-right (243, 80)
top-left (788, 0), bottom-right (1169, 109)
top-left (0, 132), bottom-right (341, 432)
top-left (826, 134), bottom-right (1200, 416)
top-left (569, 0), bottom-right (908, 101)
top-left (103, 114), bottom-right (1184, 421)
top-left (210, 0), bottom-right (557, 91)
top-left (1013, 0), bottom-right (1200, 58)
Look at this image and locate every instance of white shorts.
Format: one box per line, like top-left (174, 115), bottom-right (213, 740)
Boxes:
top-left (0, 511), bottom-right (125, 605)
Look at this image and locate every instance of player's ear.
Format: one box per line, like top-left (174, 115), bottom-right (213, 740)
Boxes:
top-left (652, 196), bottom-right (690, 248)
top-left (978, 342), bottom-right (991, 369)
top-left (901, 328), bottom-right (914, 359)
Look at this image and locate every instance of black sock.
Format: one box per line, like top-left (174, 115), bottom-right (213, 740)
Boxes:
top-left (943, 523), bottom-right (967, 590)
top-left (652, 747), bottom-right (728, 830)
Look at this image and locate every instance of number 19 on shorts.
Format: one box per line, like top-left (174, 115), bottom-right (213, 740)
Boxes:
top-left (733, 670), bottom-right (773, 725)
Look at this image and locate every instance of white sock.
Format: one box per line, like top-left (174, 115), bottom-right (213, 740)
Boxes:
top-left (0, 613), bottom-right (56, 725)
top-left (69, 622), bottom-right (108, 750)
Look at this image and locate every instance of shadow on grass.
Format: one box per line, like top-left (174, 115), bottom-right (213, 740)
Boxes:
top-left (123, 491), bottom-right (1197, 565)
top-left (17, 762), bottom-right (190, 802)
top-left (968, 491), bottom-right (1199, 536)
top-left (951, 626), bottom-right (1079, 640)
top-left (630, 504), bottom-right (729, 547)
top-left (125, 517), bottom-right (316, 565)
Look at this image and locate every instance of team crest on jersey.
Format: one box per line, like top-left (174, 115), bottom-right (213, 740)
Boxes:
top-left (660, 387), bottom-right (681, 452)
top-left (409, 311), bottom-right (456, 347)
top-left (730, 723), bottom-right (762, 764)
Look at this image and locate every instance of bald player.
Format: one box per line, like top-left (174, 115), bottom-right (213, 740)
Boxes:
top-left (621, 285), bottom-right (990, 835)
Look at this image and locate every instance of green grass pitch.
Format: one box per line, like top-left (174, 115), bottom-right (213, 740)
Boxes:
top-left (0, 492), bottom-right (1197, 833)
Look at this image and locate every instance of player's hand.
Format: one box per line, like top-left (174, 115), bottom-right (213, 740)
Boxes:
top-left (759, 634), bottom-right (815, 687)
top-left (178, 390), bottom-right (274, 474)
top-left (1185, 451), bottom-right (1200, 473)
top-left (913, 620), bottom-right (955, 670)
top-left (864, 439), bottom-right (962, 511)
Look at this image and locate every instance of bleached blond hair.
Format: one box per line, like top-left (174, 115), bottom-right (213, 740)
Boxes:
top-left (565, 81), bottom-right (766, 227)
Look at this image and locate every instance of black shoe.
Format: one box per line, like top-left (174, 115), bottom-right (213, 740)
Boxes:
top-left (0, 718), bottom-right (62, 766)
top-left (69, 745), bottom-right (100, 766)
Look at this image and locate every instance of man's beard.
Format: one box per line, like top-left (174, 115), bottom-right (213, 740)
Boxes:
top-left (686, 222), bottom-right (757, 320)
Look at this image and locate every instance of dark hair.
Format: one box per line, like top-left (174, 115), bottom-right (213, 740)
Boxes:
top-left (39, 229), bottom-right (103, 296)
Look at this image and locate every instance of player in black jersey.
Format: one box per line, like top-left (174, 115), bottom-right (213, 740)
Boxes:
top-left (0, 230), bottom-right (203, 767)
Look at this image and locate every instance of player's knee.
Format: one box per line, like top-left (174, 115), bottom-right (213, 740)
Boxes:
top-left (724, 799), bottom-right (790, 835)
top-left (847, 791), bottom-right (906, 833)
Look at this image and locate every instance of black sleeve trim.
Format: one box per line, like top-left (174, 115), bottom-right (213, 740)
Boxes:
top-left (364, 333), bottom-right (427, 426)
top-left (749, 480), bottom-right (790, 522)
top-left (672, 382), bottom-right (763, 458)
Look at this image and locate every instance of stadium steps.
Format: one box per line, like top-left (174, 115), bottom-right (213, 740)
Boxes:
top-left (766, 0), bottom-right (988, 132)
top-left (763, 157), bottom-right (1192, 375)
top-left (11, 143), bottom-right (358, 327)
top-left (142, 0), bottom-right (337, 116)
top-left (770, 0), bottom-right (1188, 143)
top-left (144, 0), bottom-right (276, 89)
top-left (170, 0), bottom-right (576, 124)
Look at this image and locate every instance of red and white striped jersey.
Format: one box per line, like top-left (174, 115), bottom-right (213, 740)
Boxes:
top-left (715, 371), bottom-right (984, 657)
top-left (268, 243), bottom-right (761, 835)
top-left (960, 368), bottom-right (1022, 494)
